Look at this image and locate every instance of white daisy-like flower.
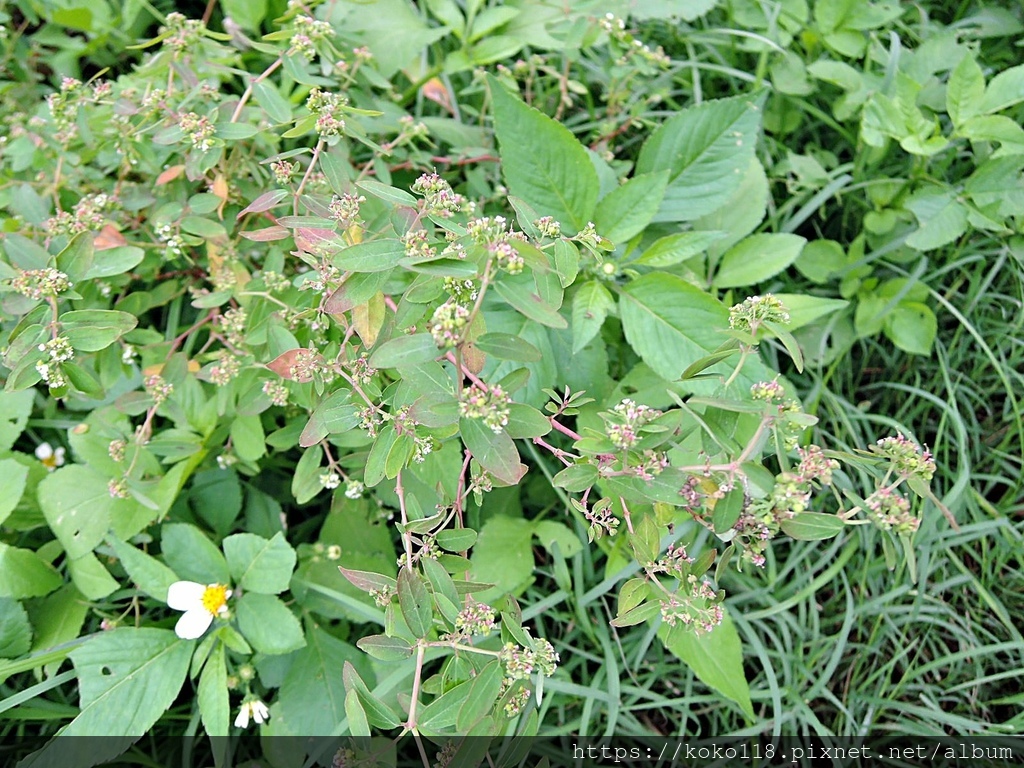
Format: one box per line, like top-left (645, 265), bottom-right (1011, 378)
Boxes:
top-left (234, 698), bottom-right (270, 729)
top-left (167, 581), bottom-right (232, 640)
top-left (35, 442), bottom-right (66, 471)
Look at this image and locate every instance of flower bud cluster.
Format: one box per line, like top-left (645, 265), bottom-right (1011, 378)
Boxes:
top-left (218, 307), bottom-right (248, 347)
top-left (604, 398), bottom-right (662, 450)
top-left (443, 278), bottom-right (478, 305)
top-left (290, 15), bottom-right (334, 61)
top-left (572, 221), bottom-right (602, 250)
top-left (328, 193), bottom-right (365, 228)
top-left (271, 160), bottom-right (296, 184)
top-left (209, 351), bottom-right (242, 386)
top-left (307, 88), bottom-right (347, 137)
top-left (499, 638), bottom-right (559, 680)
top-left (458, 382), bottom-right (510, 434)
top-left (320, 472), bottom-right (341, 489)
top-left (599, 13), bottom-right (670, 67)
top-left (108, 477), bottom-right (130, 499)
top-left (652, 543), bottom-right (694, 579)
top-left (44, 193), bottom-right (115, 236)
top-left (178, 112), bottom-right (215, 152)
top-left (501, 682), bottom-right (532, 718)
top-left (729, 294), bottom-right (790, 335)
top-left (108, 439), bottom-right (127, 462)
top-left (38, 336), bottom-right (74, 364)
top-left (533, 216), bottom-right (561, 239)
top-left (161, 12), bottom-right (205, 52)
top-left (344, 480), bottom-right (364, 499)
top-left (155, 223), bottom-right (184, 257)
top-left (453, 601), bottom-right (496, 637)
top-left (144, 374), bottom-right (174, 405)
top-left (871, 433), bottom-right (935, 482)
top-left (10, 268), bottom-right (72, 300)
top-left (401, 228), bottom-right (436, 260)
top-left (262, 379), bottom-right (289, 407)
top-left (35, 359), bottom-right (67, 389)
top-left (347, 355), bottom-right (376, 385)
top-left (584, 498), bottom-right (619, 541)
top-left (659, 575), bottom-right (723, 635)
top-left (429, 302), bottom-right (470, 348)
top-left (797, 445), bottom-right (840, 485)
top-left (411, 172), bottom-right (465, 218)
top-left (865, 488), bottom-right (919, 534)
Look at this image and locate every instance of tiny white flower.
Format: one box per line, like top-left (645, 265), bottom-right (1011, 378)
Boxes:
top-left (167, 580), bottom-right (231, 640)
top-left (234, 698), bottom-right (270, 729)
top-left (35, 442), bottom-right (66, 471)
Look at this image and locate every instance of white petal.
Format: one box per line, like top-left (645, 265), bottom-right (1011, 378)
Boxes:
top-left (175, 608), bottom-right (214, 640)
top-left (252, 700), bottom-right (269, 723)
top-left (234, 705), bottom-right (250, 729)
top-left (167, 581), bottom-right (205, 611)
top-left (35, 443), bottom-right (53, 460)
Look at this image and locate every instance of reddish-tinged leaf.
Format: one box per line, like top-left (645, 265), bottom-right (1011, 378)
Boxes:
top-left (338, 567), bottom-right (397, 593)
top-left (237, 189), bottom-right (290, 218)
top-left (240, 226), bottom-right (289, 242)
top-left (294, 228), bottom-right (339, 253)
top-left (267, 348), bottom-right (318, 382)
top-left (94, 225), bottom-right (127, 251)
top-left (156, 165), bottom-right (185, 185)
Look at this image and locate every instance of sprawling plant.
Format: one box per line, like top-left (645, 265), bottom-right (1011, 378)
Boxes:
top-left (0, 0), bottom-right (980, 763)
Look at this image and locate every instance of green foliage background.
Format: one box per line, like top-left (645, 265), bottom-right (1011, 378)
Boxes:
top-left (0, 0), bottom-right (1022, 765)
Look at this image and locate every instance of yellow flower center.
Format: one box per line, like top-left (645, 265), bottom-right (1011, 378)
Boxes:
top-left (41, 454), bottom-right (59, 469)
top-left (201, 584), bottom-right (229, 615)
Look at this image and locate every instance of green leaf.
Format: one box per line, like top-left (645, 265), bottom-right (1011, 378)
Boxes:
top-left (492, 279), bottom-right (568, 329)
top-left (619, 273), bottom-right (729, 382)
top-left (571, 281), bottom-right (614, 354)
top-left (160, 523), bottom-right (231, 585)
top-left (55, 233), bottom-right (94, 283)
top-left (0, 543), bottom-right (62, 598)
top-left (356, 634), bottom-right (414, 661)
top-left (108, 537), bottom-right (178, 602)
top-left (60, 310), bottom-right (138, 352)
top-left (630, 514), bottom-right (661, 564)
top-left (712, 488), bottom-right (745, 533)
top-left (503, 403), bottom-right (551, 439)
top-left (658, 611), bottom-right (754, 720)
top-left (300, 390), bottom-right (360, 448)
top-left (38, 465), bottom-right (115, 560)
top-left (436, 528), bottom-right (478, 552)
top-left (456, 661), bottom-right (503, 731)
top-left (552, 463), bottom-right (598, 492)
top-left (885, 301), bottom-right (937, 356)
top-left (278, 626), bottom-right (371, 735)
top-left (712, 233), bottom-right (806, 288)
top-left (230, 414), bottom-right (266, 461)
top-left (904, 189), bottom-right (969, 251)
top-left (0, 598), bottom-right (32, 658)
top-left (468, 516), bottom-right (534, 602)
top-left (234, 593), bottom-right (306, 655)
top-left (343, 662), bottom-right (402, 729)
top-left (0, 390), bottom-right (35, 452)
top-left (533, 520), bottom-right (583, 558)
top-left (223, 532), bottom-right (297, 594)
top-left (980, 63), bottom-right (1024, 114)
top-left (780, 512), bottom-right (847, 540)
top-left (189, 470), bottom-right (242, 536)
top-left (368, 333), bottom-right (440, 369)
top-left (634, 231), bottom-right (727, 268)
top-left (397, 567), bottom-right (433, 639)
top-left (593, 171), bottom-right (669, 243)
top-left (356, 179), bottom-right (417, 206)
top-left (222, 0), bottom-right (267, 31)
top-left (471, 332), bottom-right (541, 362)
top-left (946, 54), bottom-right (985, 126)
top-left (0, 458), bottom-right (29, 526)
top-left (32, 628), bottom-right (192, 765)
top-left (253, 81), bottom-right (293, 124)
top-left (489, 75), bottom-right (598, 233)
top-left (332, 240), bottom-right (407, 272)
top-left (198, 643), bottom-right (228, 737)
top-left (770, 294), bottom-right (849, 331)
top-left (460, 418), bottom-right (522, 485)
top-left (345, 688), bottom-right (371, 736)
top-left (636, 93), bottom-right (764, 222)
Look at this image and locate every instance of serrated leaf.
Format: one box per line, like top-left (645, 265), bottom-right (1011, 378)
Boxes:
top-left (658, 610), bottom-right (754, 720)
top-left (223, 532), bottom-right (296, 594)
top-left (593, 171), bottom-right (669, 243)
top-left (234, 593), bottom-right (305, 655)
top-left (107, 537), bottom-right (178, 602)
top-left (712, 233), bottom-right (806, 288)
top-left (489, 76), bottom-right (598, 233)
top-left (636, 93), bottom-right (764, 222)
